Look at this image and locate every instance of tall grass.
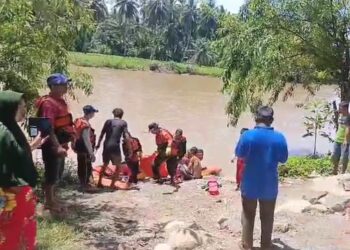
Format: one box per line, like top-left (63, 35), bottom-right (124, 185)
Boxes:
top-left (37, 217), bottom-right (82, 250)
top-left (69, 52), bottom-right (223, 77)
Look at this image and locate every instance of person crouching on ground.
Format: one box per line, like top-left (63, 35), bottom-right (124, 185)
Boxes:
top-left (36, 73), bottom-right (76, 213)
top-left (234, 128), bottom-right (249, 191)
top-left (74, 105), bottom-right (98, 192)
top-left (332, 101), bottom-right (350, 175)
top-left (96, 108), bottom-right (130, 188)
top-left (122, 133), bottom-right (142, 184)
top-left (235, 106), bottom-right (288, 250)
top-left (178, 147), bottom-right (197, 180)
top-left (149, 123), bottom-right (178, 185)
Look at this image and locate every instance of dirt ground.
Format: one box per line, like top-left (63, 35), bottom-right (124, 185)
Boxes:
top-left (53, 175), bottom-right (350, 250)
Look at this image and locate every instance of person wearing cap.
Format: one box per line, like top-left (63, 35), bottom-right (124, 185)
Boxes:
top-left (235, 106), bottom-right (288, 250)
top-left (148, 123), bottom-right (178, 185)
top-left (35, 73), bottom-right (74, 213)
top-left (332, 101), bottom-right (350, 174)
top-left (74, 105), bottom-right (98, 192)
top-left (96, 108), bottom-right (130, 188)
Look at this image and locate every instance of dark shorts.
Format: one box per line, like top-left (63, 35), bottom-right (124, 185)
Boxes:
top-left (42, 146), bottom-right (65, 185)
top-left (102, 145), bottom-right (122, 165)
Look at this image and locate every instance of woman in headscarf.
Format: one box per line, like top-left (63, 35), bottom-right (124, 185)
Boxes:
top-left (0, 90), bottom-right (47, 250)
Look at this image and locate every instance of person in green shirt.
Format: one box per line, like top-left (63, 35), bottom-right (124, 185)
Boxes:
top-left (332, 101), bottom-right (350, 174)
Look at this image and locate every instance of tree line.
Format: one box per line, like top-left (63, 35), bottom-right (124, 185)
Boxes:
top-left (3, 0), bottom-right (350, 127)
top-left (216, 0), bottom-right (350, 125)
top-left (75, 0), bottom-right (227, 66)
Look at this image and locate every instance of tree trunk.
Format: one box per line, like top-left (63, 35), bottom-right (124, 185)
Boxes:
top-left (340, 47), bottom-right (350, 101)
top-left (313, 127), bottom-right (317, 157)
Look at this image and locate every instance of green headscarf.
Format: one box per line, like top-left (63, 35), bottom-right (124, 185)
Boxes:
top-left (0, 90), bottom-right (37, 187)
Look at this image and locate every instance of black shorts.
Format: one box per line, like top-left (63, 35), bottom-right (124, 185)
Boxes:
top-left (102, 145), bottom-right (122, 165)
top-left (42, 146), bottom-right (65, 185)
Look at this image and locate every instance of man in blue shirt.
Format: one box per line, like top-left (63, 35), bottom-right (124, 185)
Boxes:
top-left (235, 106), bottom-right (288, 250)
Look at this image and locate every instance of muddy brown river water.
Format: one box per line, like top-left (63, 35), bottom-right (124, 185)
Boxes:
top-left (69, 67), bottom-right (338, 175)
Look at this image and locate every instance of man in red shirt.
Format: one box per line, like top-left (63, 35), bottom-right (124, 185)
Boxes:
top-left (149, 123), bottom-right (178, 185)
top-left (36, 73), bottom-right (75, 213)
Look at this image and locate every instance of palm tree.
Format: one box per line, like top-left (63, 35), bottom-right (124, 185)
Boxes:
top-left (189, 38), bottom-right (216, 66)
top-left (91, 0), bottom-right (109, 21)
top-left (113, 0), bottom-right (139, 55)
top-left (198, 2), bottom-right (217, 40)
top-left (164, 22), bottom-right (184, 61)
top-left (181, 0), bottom-right (197, 59)
top-left (146, 0), bottom-right (169, 27)
top-left (113, 0), bottom-right (139, 24)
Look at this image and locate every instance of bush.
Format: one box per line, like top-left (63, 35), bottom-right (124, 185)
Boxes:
top-left (279, 156), bottom-right (333, 178)
top-left (149, 63), bottom-right (160, 71)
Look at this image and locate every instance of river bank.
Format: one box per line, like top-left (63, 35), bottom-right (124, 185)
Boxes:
top-left (69, 52), bottom-right (224, 78)
top-left (37, 174), bottom-right (350, 250)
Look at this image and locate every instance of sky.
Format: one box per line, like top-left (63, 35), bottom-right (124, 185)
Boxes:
top-left (217, 0), bottom-right (245, 13)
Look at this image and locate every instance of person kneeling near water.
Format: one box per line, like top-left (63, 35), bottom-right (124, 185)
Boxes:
top-left (74, 105), bottom-right (98, 192)
top-left (149, 123), bottom-right (179, 185)
top-left (122, 133), bottom-right (142, 184)
top-left (96, 108), bottom-right (130, 188)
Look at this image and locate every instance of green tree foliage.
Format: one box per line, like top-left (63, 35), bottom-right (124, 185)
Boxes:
top-left (216, 0), bottom-right (350, 125)
top-left (77, 0), bottom-right (224, 66)
top-left (0, 0), bottom-right (94, 103)
top-left (302, 100), bottom-right (334, 156)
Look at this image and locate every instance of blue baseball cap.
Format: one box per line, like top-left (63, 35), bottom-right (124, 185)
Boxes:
top-left (83, 105), bottom-right (99, 114)
top-left (47, 73), bottom-right (71, 87)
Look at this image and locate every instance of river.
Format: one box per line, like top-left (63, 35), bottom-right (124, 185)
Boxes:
top-left (69, 67), bottom-right (337, 175)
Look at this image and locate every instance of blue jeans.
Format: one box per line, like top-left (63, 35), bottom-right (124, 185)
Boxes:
top-left (332, 142), bottom-right (349, 174)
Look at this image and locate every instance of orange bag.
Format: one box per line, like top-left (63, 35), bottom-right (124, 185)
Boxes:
top-left (140, 154), bottom-right (168, 178)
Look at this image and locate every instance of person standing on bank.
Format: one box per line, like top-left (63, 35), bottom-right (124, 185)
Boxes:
top-left (0, 90), bottom-right (48, 250)
top-left (96, 108), bottom-right (130, 188)
top-left (36, 73), bottom-right (76, 213)
top-left (332, 101), bottom-right (350, 175)
top-left (235, 106), bottom-right (288, 250)
top-left (74, 105), bottom-right (98, 192)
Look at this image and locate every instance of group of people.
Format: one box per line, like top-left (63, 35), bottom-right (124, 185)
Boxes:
top-left (3, 72), bottom-right (347, 250)
top-left (0, 72), bottom-right (213, 250)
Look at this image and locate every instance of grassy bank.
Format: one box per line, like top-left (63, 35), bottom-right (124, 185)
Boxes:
top-left (69, 52), bottom-right (224, 78)
top-left (279, 156), bottom-right (333, 178)
top-left (37, 217), bottom-right (82, 250)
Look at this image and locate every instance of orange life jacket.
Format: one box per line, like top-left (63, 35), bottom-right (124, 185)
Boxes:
top-left (155, 129), bottom-right (173, 148)
top-left (36, 95), bottom-right (75, 143)
top-left (74, 117), bottom-right (96, 147)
